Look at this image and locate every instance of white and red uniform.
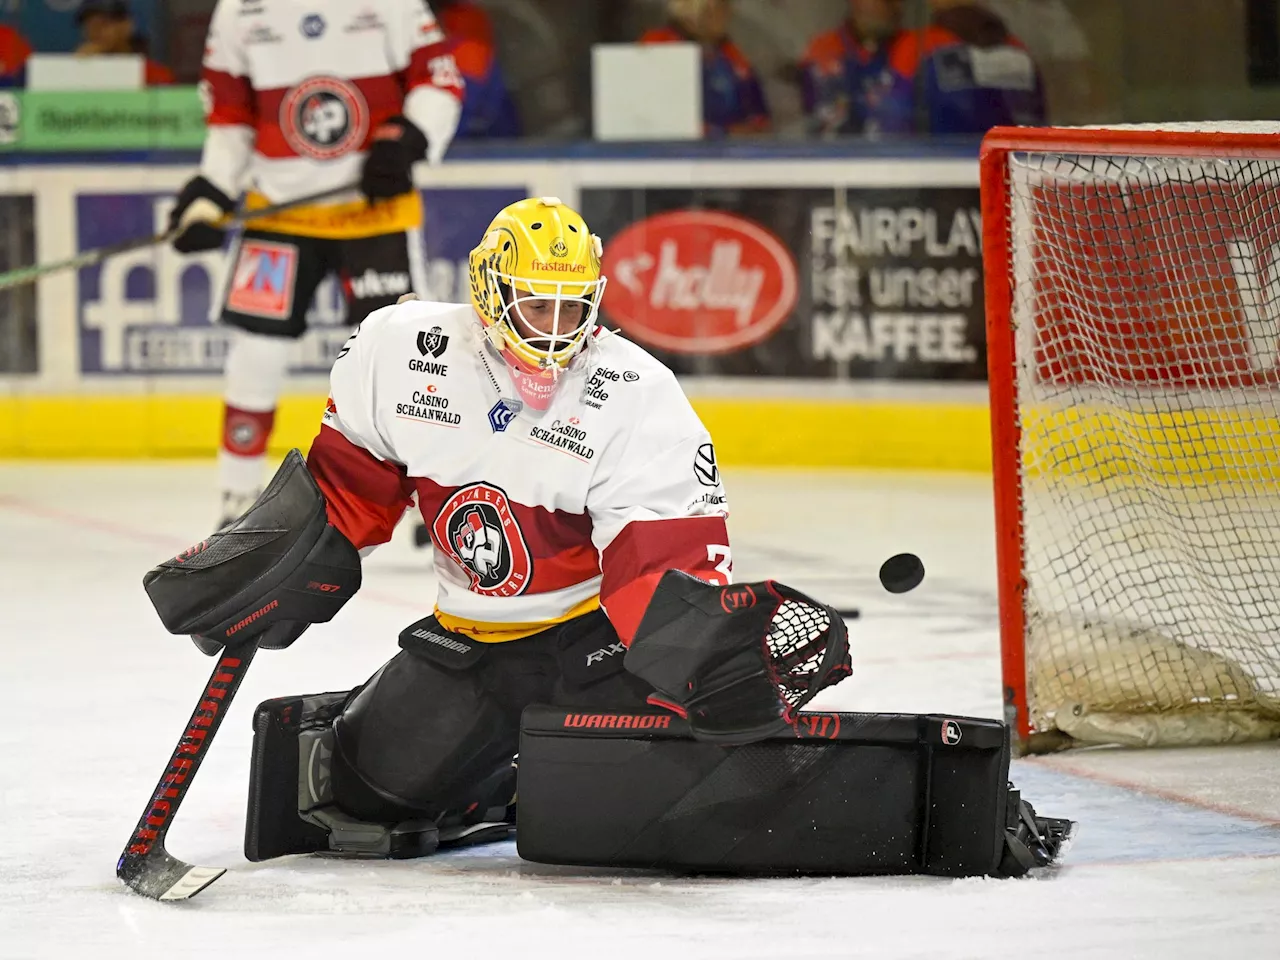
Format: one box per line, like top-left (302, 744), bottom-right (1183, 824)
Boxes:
top-left (198, 0), bottom-right (465, 509)
top-left (308, 299), bottom-right (733, 644)
top-left (200, 0), bottom-right (463, 238)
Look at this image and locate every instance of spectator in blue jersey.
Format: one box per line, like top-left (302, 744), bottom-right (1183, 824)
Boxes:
top-left (639, 0), bottom-right (770, 138)
top-left (436, 0), bottom-right (521, 139)
top-left (898, 0), bottom-right (1046, 134)
top-left (800, 0), bottom-right (913, 137)
top-left (801, 0), bottom-right (1044, 137)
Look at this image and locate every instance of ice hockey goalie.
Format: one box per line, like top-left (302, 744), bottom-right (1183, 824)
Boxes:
top-left (143, 197), bottom-right (1074, 879)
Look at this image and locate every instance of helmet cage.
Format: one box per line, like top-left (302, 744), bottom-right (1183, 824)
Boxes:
top-left (487, 265), bottom-right (607, 375)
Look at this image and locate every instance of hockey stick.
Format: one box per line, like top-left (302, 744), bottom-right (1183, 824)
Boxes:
top-left (0, 182), bottom-right (359, 292)
top-left (117, 643), bottom-right (258, 901)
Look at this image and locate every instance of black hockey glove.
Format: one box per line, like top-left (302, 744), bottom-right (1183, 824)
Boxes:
top-left (167, 175), bottom-right (236, 254)
top-left (360, 115), bottom-right (429, 202)
top-left (624, 571), bottom-right (852, 745)
top-left (143, 449), bottom-right (362, 656)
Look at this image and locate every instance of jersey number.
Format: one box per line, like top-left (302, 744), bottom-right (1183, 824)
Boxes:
top-left (706, 545), bottom-right (733, 585)
top-left (428, 55), bottom-right (464, 90)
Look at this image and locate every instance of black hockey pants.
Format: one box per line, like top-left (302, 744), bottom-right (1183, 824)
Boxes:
top-left (330, 610), bottom-right (652, 822)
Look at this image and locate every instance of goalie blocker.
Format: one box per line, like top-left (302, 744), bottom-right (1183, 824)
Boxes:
top-left (517, 707), bottom-right (1074, 878)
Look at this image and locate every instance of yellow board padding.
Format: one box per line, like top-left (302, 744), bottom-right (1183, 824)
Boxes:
top-left (0, 393), bottom-right (995, 470)
top-left (690, 398), bottom-right (993, 471)
top-left (9, 394), bottom-right (1271, 481)
top-left (0, 395), bottom-right (331, 459)
top-left (1022, 404), bottom-right (1280, 486)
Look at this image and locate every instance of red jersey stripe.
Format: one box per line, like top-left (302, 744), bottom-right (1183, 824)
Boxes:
top-left (203, 66), bottom-right (255, 126)
top-left (308, 424), bottom-right (415, 549)
top-left (600, 515), bottom-right (731, 644)
top-left (253, 74), bottom-right (409, 159)
top-left (403, 42), bottom-right (465, 98)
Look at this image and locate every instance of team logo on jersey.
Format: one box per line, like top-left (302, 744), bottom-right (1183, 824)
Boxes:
top-left (300, 13), bottom-right (326, 38)
top-left (417, 326), bottom-right (449, 358)
top-left (694, 443), bottom-right (720, 487)
top-left (432, 483), bottom-right (533, 598)
top-left (227, 239), bottom-right (298, 319)
top-left (488, 398), bottom-right (522, 433)
top-left (280, 76), bottom-right (369, 161)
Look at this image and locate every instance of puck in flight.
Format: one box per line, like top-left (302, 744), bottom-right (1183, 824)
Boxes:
top-left (879, 553), bottom-right (925, 594)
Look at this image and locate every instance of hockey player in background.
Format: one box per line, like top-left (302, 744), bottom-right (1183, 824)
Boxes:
top-left (143, 197), bottom-right (1072, 876)
top-left (168, 0), bottom-right (464, 526)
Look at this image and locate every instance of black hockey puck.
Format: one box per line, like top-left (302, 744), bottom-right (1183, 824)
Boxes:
top-left (879, 553), bottom-right (925, 594)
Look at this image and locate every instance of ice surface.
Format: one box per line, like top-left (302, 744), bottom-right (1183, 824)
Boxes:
top-left (1, 464), bottom-right (1278, 959)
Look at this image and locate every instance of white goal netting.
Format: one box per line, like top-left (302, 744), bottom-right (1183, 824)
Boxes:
top-left (1002, 138), bottom-right (1280, 748)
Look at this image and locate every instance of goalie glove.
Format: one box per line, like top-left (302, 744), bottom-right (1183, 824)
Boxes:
top-left (624, 571), bottom-right (852, 745)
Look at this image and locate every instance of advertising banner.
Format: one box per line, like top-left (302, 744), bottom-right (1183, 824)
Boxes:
top-left (0, 193), bottom-right (36, 373)
top-left (0, 89), bottom-right (207, 152)
top-left (0, 92), bottom-right (18, 146)
top-left (581, 186), bottom-right (986, 380)
top-left (76, 186), bottom-right (527, 375)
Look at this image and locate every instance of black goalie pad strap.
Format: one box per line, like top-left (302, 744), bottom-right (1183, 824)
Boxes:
top-left (517, 706), bottom-right (1015, 878)
top-left (143, 449), bottom-right (362, 649)
top-left (624, 571), bottom-right (852, 745)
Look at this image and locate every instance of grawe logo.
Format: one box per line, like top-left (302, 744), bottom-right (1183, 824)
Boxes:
top-left (602, 210), bottom-right (799, 354)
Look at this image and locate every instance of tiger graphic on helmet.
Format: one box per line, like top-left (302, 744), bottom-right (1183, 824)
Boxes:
top-left (468, 197), bottom-right (607, 411)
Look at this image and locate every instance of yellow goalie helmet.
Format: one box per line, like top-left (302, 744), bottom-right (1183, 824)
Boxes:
top-left (468, 197), bottom-right (607, 409)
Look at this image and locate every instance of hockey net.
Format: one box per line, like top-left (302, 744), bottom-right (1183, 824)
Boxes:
top-left (983, 124), bottom-right (1280, 752)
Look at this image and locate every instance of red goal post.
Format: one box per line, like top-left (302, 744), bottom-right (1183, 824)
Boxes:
top-left (981, 124), bottom-right (1280, 754)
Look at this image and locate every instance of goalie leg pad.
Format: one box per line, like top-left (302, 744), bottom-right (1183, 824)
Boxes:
top-left (516, 707), bottom-right (1073, 877)
top-left (245, 688), bottom-right (445, 861)
top-left (245, 690), bottom-right (349, 862)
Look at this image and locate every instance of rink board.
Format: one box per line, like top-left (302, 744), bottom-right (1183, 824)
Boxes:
top-left (0, 153), bottom-right (994, 470)
top-left (0, 391), bottom-right (995, 470)
top-left (9, 392), bottom-right (1280, 478)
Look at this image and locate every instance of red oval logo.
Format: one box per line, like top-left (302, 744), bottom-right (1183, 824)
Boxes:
top-left (601, 210), bottom-right (799, 354)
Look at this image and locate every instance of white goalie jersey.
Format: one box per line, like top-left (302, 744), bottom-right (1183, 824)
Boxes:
top-left (307, 298), bottom-right (733, 644)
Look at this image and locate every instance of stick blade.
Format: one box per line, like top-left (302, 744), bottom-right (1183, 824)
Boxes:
top-left (118, 848), bottom-right (226, 901)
